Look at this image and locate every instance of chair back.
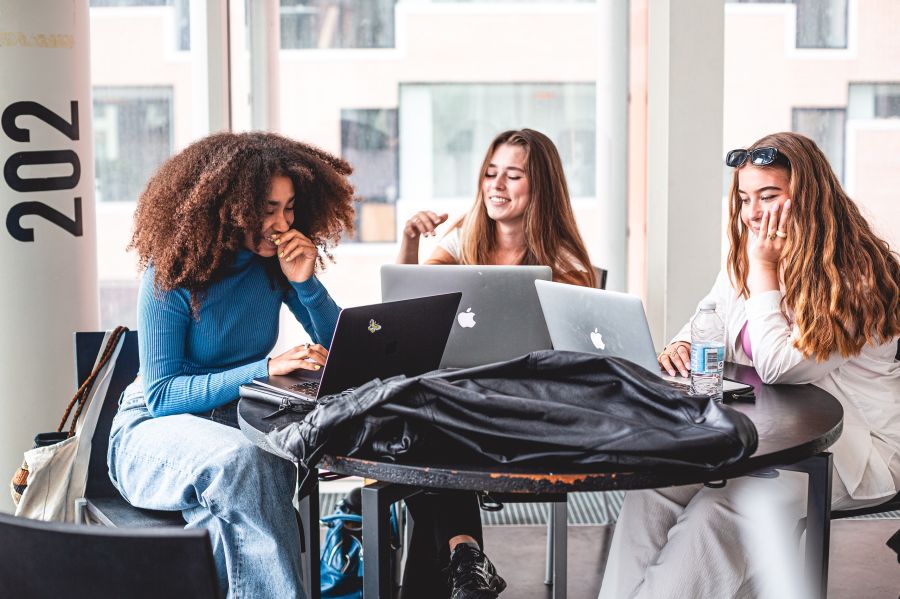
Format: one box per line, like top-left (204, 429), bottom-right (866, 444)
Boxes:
top-left (0, 511), bottom-right (218, 598)
top-left (593, 266), bottom-right (608, 290)
top-left (75, 331), bottom-right (140, 499)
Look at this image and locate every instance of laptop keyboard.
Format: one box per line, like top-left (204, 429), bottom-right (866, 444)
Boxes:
top-left (289, 380), bottom-right (320, 398)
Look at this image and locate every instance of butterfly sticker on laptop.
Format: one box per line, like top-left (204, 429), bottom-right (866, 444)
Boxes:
top-left (367, 319), bottom-right (382, 333)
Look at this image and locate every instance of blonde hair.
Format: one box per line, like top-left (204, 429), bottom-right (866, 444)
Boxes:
top-left (726, 132), bottom-right (900, 360)
top-left (457, 129), bottom-right (596, 287)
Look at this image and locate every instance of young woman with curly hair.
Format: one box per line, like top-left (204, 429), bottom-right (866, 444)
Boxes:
top-left (398, 128), bottom-right (596, 288)
top-left (107, 131), bottom-right (355, 597)
top-left (600, 132), bottom-right (900, 598)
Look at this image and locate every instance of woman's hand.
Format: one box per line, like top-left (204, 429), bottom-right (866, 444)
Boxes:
top-left (659, 341), bottom-right (691, 377)
top-left (748, 199), bottom-right (791, 294)
top-left (403, 210), bottom-right (448, 239)
top-left (272, 230), bottom-right (318, 283)
top-left (268, 343), bottom-right (329, 376)
top-left (397, 210), bottom-right (449, 264)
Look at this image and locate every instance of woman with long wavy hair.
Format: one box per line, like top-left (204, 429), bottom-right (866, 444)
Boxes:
top-left (398, 128), bottom-right (596, 288)
top-left (599, 132), bottom-right (900, 598)
top-left (109, 132), bottom-right (355, 597)
top-left (392, 129), bottom-right (597, 599)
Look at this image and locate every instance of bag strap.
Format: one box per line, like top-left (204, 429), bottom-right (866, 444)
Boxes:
top-left (57, 326), bottom-right (128, 436)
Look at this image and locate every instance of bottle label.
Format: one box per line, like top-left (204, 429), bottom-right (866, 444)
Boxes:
top-left (691, 344), bottom-right (725, 375)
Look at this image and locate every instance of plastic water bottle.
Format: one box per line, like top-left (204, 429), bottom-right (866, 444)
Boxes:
top-left (690, 300), bottom-right (726, 401)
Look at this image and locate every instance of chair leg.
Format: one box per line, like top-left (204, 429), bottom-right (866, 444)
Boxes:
top-left (74, 498), bottom-right (87, 525)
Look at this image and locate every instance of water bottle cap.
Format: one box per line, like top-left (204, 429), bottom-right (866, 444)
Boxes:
top-left (699, 300), bottom-right (716, 310)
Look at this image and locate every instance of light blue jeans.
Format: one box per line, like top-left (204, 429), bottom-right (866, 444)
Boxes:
top-left (108, 381), bottom-right (305, 598)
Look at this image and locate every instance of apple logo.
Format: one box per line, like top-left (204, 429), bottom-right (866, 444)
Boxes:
top-left (590, 328), bottom-right (606, 350)
top-left (457, 307), bottom-right (476, 328)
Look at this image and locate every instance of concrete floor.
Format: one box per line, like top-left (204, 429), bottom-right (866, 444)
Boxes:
top-left (481, 519), bottom-right (900, 599)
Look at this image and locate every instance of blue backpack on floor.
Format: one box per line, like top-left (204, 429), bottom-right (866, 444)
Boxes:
top-left (320, 490), bottom-right (400, 599)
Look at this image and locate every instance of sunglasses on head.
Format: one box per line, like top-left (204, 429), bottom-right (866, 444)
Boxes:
top-left (725, 147), bottom-right (779, 168)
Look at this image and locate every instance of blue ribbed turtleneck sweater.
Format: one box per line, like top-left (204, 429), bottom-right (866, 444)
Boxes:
top-left (137, 250), bottom-right (341, 417)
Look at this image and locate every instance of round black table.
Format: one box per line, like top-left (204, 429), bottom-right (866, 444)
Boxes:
top-left (238, 363), bottom-right (843, 599)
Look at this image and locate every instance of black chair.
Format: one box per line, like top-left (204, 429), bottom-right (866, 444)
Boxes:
top-left (73, 331), bottom-right (185, 527)
top-left (0, 511), bottom-right (218, 598)
top-left (593, 266), bottom-right (608, 290)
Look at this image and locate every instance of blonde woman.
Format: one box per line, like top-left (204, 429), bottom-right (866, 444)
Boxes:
top-left (399, 128), bottom-right (596, 287)
top-left (600, 132), bottom-right (900, 598)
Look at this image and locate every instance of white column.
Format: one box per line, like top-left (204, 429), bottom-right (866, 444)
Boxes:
top-left (646, 0), bottom-right (724, 346)
top-left (0, 0), bottom-right (99, 512)
top-left (594, 0), bottom-right (629, 292)
top-left (190, 0), bottom-right (231, 136)
top-left (249, 0), bottom-right (280, 132)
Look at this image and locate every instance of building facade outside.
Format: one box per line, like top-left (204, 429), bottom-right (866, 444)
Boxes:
top-left (89, 0), bottom-right (899, 351)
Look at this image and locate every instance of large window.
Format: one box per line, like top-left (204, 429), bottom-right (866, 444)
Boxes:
top-left (728, 0), bottom-right (848, 49)
top-left (849, 83), bottom-right (900, 120)
top-left (400, 83), bottom-right (596, 201)
top-left (280, 0), bottom-right (396, 49)
top-left (93, 87), bottom-right (173, 203)
top-left (341, 109), bottom-right (398, 242)
top-left (792, 108), bottom-right (845, 182)
top-left (89, 0), bottom-right (189, 50)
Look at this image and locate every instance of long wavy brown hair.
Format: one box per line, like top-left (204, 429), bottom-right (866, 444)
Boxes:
top-left (456, 129), bottom-right (596, 287)
top-left (727, 131), bottom-right (900, 360)
top-left (130, 132), bottom-right (356, 313)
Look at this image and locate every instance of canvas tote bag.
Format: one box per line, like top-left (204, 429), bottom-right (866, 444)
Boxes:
top-left (11, 327), bottom-right (127, 522)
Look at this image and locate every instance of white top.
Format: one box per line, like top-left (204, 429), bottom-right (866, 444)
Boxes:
top-left (437, 227), bottom-right (462, 260)
top-left (671, 268), bottom-right (900, 502)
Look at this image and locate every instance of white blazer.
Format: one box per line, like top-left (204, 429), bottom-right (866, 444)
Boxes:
top-left (671, 268), bottom-right (900, 502)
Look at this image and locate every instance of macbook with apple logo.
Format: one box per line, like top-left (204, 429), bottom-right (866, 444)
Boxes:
top-left (534, 280), bottom-right (752, 394)
top-left (380, 264), bottom-right (553, 368)
top-left (250, 292), bottom-right (462, 401)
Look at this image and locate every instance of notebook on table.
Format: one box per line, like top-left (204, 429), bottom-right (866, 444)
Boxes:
top-left (249, 292), bottom-right (462, 402)
top-left (380, 264), bottom-right (553, 368)
top-left (534, 280), bottom-right (752, 396)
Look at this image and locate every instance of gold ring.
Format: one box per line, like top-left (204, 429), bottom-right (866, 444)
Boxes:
top-left (775, 230), bottom-right (787, 238)
top-left (768, 232), bottom-right (777, 241)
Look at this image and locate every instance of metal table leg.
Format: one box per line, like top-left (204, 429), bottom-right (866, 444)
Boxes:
top-left (552, 499), bottom-right (568, 599)
top-left (780, 452), bottom-right (833, 599)
top-left (361, 481), bottom-right (420, 599)
top-left (299, 467), bottom-right (320, 599)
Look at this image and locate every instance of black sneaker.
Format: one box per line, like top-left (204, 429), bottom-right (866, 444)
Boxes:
top-left (447, 543), bottom-right (507, 599)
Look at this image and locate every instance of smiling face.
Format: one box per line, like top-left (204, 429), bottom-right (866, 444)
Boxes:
top-left (245, 174), bottom-right (295, 257)
top-left (481, 143), bottom-right (530, 225)
top-left (737, 165), bottom-right (791, 237)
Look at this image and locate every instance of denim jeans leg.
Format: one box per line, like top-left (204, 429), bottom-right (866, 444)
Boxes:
top-left (108, 386), bottom-right (304, 599)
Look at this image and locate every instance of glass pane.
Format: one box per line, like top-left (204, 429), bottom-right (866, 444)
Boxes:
top-left (791, 108), bottom-right (845, 182)
top-left (872, 84), bottom-right (900, 119)
top-left (280, 0), bottom-right (396, 49)
top-left (342, 109), bottom-right (398, 242)
top-left (90, 2), bottom-right (208, 329)
top-left (405, 83), bottom-right (596, 199)
top-left (93, 87), bottom-right (173, 203)
top-left (796, 0), bottom-right (847, 49)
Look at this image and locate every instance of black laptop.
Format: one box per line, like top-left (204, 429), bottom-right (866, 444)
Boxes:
top-left (249, 292), bottom-right (462, 402)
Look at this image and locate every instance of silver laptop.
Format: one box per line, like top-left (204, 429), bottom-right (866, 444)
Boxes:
top-left (381, 264), bottom-right (553, 368)
top-left (534, 280), bottom-right (751, 394)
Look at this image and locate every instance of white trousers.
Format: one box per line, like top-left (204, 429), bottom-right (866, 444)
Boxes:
top-left (598, 470), bottom-right (878, 599)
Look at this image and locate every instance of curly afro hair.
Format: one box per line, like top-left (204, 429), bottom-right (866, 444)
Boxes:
top-left (129, 131), bottom-right (356, 313)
